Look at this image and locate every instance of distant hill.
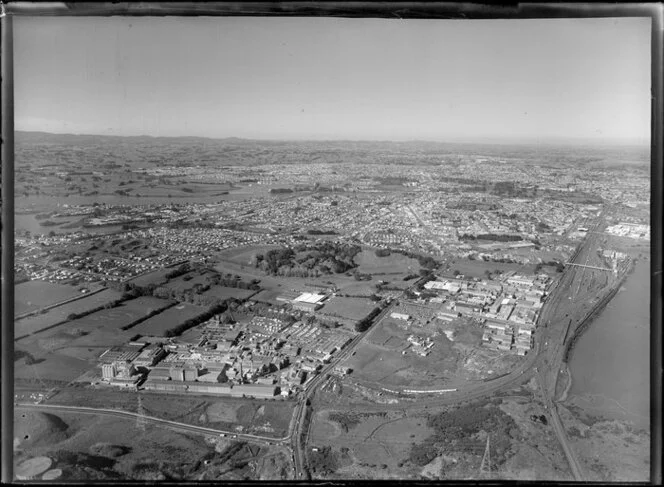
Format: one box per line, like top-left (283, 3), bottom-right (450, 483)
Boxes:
top-left (15, 130), bottom-right (649, 148)
top-left (15, 131), bottom-right (251, 146)
top-left (14, 131), bottom-right (649, 169)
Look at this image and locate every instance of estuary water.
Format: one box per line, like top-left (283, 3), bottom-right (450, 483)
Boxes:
top-left (566, 256), bottom-right (650, 427)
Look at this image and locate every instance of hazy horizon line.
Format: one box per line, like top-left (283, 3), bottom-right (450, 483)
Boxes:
top-left (16, 130), bottom-right (651, 148)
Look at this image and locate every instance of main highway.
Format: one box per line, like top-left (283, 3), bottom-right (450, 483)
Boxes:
top-left (19, 212), bottom-right (621, 481)
top-left (15, 402), bottom-right (290, 446)
top-left (291, 300), bottom-right (396, 479)
top-left (293, 211), bottom-right (624, 481)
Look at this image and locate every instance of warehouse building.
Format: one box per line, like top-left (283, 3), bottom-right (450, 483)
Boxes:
top-left (142, 378), bottom-right (277, 397)
top-left (292, 292), bottom-right (326, 312)
top-left (98, 346), bottom-right (142, 365)
top-left (133, 345), bottom-right (168, 369)
top-left (292, 300), bottom-right (323, 312)
top-left (231, 384), bottom-right (279, 398)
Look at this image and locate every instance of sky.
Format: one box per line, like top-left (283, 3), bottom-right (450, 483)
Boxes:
top-left (14, 16), bottom-right (651, 143)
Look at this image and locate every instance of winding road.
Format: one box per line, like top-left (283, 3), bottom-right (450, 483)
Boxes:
top-left (294, 212), bottom-right (627, 481)
top-left (15, 402), bottom-right (289, 446)
top-left (20, 212), bottom-right (624, 481)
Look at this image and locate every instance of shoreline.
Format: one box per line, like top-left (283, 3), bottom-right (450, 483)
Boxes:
top-left (564, 394), bottom-right (649, 430)
top-left (557, 363), bottom-right (573, 403)
top-left (562, 256), bottom-right (649, 430)
top-left (563, 258), bottom-right (634, 364)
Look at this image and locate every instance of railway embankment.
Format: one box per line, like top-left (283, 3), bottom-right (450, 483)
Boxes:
top-left (563, 259), bottom-right (635, 363)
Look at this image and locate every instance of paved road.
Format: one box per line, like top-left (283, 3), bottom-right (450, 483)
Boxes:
top-left (23, 215), bottom-right (615, 481)
top-left (291, 301), bottom-right (395, 479)
top-left (293, 212), bottom-right (616, 481)
top-left (16, 403), bottom-right (289, 445)
top-left (536, 370), bottom-right (585, 481)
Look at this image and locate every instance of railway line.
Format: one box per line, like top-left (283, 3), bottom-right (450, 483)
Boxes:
top-left (20, 211), bottom-right (627, 482)
top-left (292, 211), bottom-right (621, 481)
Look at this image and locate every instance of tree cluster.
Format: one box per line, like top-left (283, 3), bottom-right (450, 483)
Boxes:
top-left (165, 263), bottom-right (191, 280)
top-left (163, 301), bottom-right (230, 337)
top-left (353, 271), bottom-right (372, 281)
top-left (535, 260), bottom-right (564, 273)
top-left (254, 242), bottom-right (362, 276)
top-left (354, 306), bottom-right (382, 332)
top-left (66, 297), bottom-right (125, 321)
top-left (207, 272), bottom-right (261, 291)
top-left (388, 249), bottom-right (438, 269)
top-left (308, 446), bottom-right (340, 476)
top-left (409, 401), bottom-right (518, 468)
top-left (460, 233), bottom-right (523, 242)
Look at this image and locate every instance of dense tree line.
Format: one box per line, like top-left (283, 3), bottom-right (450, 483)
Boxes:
top-left (66, 297), bottom-right (126, 321)
top-left (163, 301), bottom-right (231, 337)
top-left (389, 249), bottom-right (438, 269)
top-left (207, 273), bottom-right (261, 290)
top-left (460, 233), bottom-right (523, 242)
top-left (120, 302), bottom-right (176, 331)
top-left (165, 263), bottom-right (191, 280)
top-left (535, 260), bottom-right (565, 273)
top-left (354, 306), bottom-right (382, 332)
top-left (14, 350), bottom-right (42, 365)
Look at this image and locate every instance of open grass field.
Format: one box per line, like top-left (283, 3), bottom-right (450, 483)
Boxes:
top-left (19, 322), bottom-right (135, 358)
top-left (249, 289), bottom-right (282, 305)
top-left (201, 286), bottom-right (256, 301)
top-left (17, 192), bottom-right (240, 208)
top-left (341, 313), bottom-right (504, 388)
top-left (127, 268), bottom-right (173, 287)
top-left (366, 319), bottom-right (413, 349)
top-left (308, 409), bottom-right (432, 478)
top-left (15, 298), bottom-right (172, 381)
top-left (47, 388), bottom-right (296, 440)
top-left (163, 273), bottom-right (209, 292)
top-left (15, 281), bottom-right (86, 317)
top-left (336, 282), bottom-right (377, 296)
top-left (341, 342), bottom-right (422, 387)
top-left (234, 400), bottom-right (295, 437)
top-left (441, 258), bottom-right (535, 279)
top-left (65, 297), bottom-right (172, 333)
top-left (603, 234), bottom-right (650, 256)
top-left (15, 289), bottom-right (124, 337)
top-left (15, 213), bottom-right (83, 236)
top-left (14, 351), bottom-right (93, 383)
top-left (130, 302), bottom-right (207, 336)
top-left (354, 250), bottom-right (420, 276)
top-left (13, 409), bottom-right (219, 481)
top-left (320, 297), bottom-right (376, 322)
top-left (217, 244), bottom-right (283, 265)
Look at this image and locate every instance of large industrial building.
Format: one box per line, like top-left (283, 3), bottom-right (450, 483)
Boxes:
top-left (291, 292), bottom-right (326, 312)
top-left (142, 378), bottom-right (278, 398)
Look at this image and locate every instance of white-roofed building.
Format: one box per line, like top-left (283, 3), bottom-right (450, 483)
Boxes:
top-left (294, 293), bottom-right (326, 304)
